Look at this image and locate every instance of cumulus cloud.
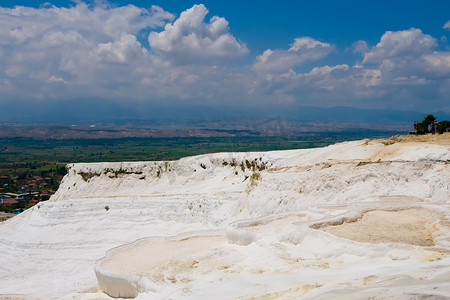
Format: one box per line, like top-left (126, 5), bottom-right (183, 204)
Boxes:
top-left (1, 2), bottom-right (450, 113)
top-left (248, 28), bottom-right (450, 110)
top-left (352, 40), bottom-right (369, 54)
top-left (347, 27), bottom-right (450, 105)
top-left (148, 4), bottom-right (248, 65)
top-left (357, 27), bottom-right (450, 87)
top-left (92, 34), bottom-right (148, 64)
top-left (362, 28), bottom-right (437, 64)
top-left (48, 75), bottom-right (67, 84)
top-left (444, 20), bottom-right (450, 30)
top-left (251, 62), bottom-right (384, 107)
top-left (0, 3), bottom-right (172, 42)
top-left (253, 37), bottom-right (333, 73)
top-left (0, 2), bottom-right (174, 100)
top-left (0, 2), bottom-right (250, 102)
top-left (423, 52), bottom-right (450, 75)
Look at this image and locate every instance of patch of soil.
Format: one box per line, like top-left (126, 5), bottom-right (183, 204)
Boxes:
top-left (321, 208), bottom-right (438, 246)
top-left (380, 132), bottom-right (450, 145)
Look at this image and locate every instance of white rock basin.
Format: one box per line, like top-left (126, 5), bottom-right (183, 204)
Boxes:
top-left (95, 233), bottom-right (226, 298)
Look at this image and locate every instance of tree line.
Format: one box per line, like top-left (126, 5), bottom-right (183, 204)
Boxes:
top-left (414, 114), bottom-right (450, 134)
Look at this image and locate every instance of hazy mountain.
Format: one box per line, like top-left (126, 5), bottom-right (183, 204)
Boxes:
top-left (1, 99), bottom-right (448, 127)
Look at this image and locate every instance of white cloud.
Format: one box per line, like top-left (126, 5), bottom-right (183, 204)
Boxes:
top-left (392, 76), bottom-right (429, 86)
top-left (356, 28), bottom-right (450, 106)
top-left (252, 63), bottom-right (384, 106)
top-left (253, 37), bottom-right (333, 73)
top-left (0, 3), bottom-right (172, 43)
top-left (289, 37), bottom-right (330, 51)
top-left (0, 2), bottom-right (450, 113)
top-left (307, 64), bottom-right (349, 76)
top-left (352, 68), bottom-right (382, 88)
top-left (148, 4), bottom-right (248, 65)
top-left (356, 28), bottom-right (450, 90)
top-left (92, 34), bottom-right (148, 64)
top-left (0, 2), bottom-right (252, 102)
top-left (252, 26), bottom-right (450, 110)
top-left (444, 20), bottom-right (450, 30)
top-left (352, 40), bottom-right (369, 54)
top-left (48, 75), bottom-right (67, 84)
top-left (423, 52), bottom-right (450, 75)
top-left (362, 28), bottom-right (437, 64)
top-left (0, 2), bottom-right (173, 100)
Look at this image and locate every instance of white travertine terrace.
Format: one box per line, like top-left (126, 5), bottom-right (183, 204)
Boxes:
top-left (0, 134), bottom-right (449, 299)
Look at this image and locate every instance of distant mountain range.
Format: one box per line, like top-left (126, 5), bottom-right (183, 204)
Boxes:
top-left (1, 99), bottom-right (449, 129)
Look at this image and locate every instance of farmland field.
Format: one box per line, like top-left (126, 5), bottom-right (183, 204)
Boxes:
top-left (0, 131), bottom-right (397, 176)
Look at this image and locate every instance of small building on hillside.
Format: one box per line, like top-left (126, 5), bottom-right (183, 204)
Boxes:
top-left (1, 199), bottom-right (18, 205)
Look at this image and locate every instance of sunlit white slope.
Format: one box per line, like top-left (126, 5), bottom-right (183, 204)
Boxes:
top-left (0, 134), bottom-right (449, 299)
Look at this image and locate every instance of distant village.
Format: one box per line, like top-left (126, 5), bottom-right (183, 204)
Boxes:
top-left (0, 170), bottom-right (64, 221)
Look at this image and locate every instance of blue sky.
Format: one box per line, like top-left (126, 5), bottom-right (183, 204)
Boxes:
top-left (4, 1), bottom-right (449, 53)
top-left (1, 0), bottom-right (450, 122)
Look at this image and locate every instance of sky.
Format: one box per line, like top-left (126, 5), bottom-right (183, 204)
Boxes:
top-left (1, 0), bottom-right (450, 123)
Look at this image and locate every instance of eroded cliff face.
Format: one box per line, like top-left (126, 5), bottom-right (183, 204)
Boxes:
top-left (53, 135), bottom-right (449, 219)
top-left (53, 152), bottom-right (273, 202)
top-left (0, 134), bottom-right (449, 299)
